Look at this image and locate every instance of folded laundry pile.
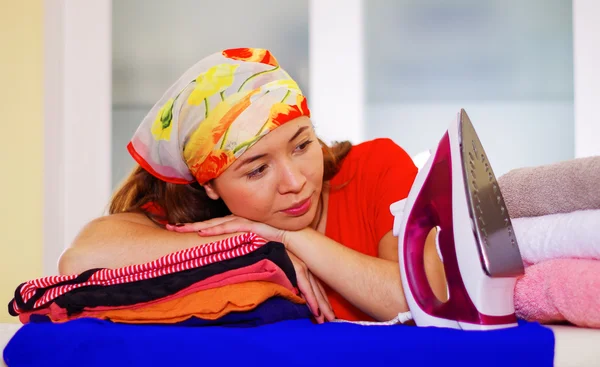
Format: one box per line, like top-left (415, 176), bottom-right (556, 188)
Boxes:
top-left (7, 233), bottom-right (311, 327)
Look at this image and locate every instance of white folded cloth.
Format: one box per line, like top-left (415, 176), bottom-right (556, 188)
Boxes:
top-left (512, 209), bottom-right (600, 265)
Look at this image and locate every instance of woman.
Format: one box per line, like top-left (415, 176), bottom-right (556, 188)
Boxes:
top-left (59, 48), bottom-right (447, 323)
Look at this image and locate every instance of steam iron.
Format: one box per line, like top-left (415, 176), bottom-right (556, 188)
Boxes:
top-left (390, 109), bottom-right (524, 330)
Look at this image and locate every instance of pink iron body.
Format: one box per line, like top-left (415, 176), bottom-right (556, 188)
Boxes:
top-left (391, 109), bottom-right (524, 330)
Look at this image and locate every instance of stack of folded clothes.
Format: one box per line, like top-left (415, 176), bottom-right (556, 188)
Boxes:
top-left (499, 156), bottom-right (600, 328)
top-left (8, 233), bottom-right (311, 327)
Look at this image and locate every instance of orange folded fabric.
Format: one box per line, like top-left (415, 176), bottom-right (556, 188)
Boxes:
top-left (64, 281), bottom-right (305, 324)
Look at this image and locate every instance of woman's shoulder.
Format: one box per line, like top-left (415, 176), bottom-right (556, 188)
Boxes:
top-left (351, 137), bottom-right (402, 152)
top-left (331, 138), bottom-right (416, 185)
top-left (345, 138), bottom-right (412, 163)
top-left (344, 138), bottom-right (414, 171)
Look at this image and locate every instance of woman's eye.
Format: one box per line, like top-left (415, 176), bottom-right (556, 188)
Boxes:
top-left (295, 139), bottom-right (313, 152)
top-left (247, 164), bottom-right (268, 179)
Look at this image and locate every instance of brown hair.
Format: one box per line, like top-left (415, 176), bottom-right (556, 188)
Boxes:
top-left (109, 139), bottom-right (352, 226)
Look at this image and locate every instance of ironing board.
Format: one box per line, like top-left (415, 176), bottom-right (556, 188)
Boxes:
top-left (2, 322), bottom-right (599, 367)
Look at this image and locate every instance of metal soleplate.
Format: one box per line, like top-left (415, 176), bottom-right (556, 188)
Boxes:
top-left (458, 109), bottom-right (525, 277)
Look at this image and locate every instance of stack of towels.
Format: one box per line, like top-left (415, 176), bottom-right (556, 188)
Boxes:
top-left (501, 156), bottom-right (600, 328)
top-left (8, 233), bottom-right (311, 327)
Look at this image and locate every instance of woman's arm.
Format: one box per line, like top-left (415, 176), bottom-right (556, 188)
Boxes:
top-left (285, 228), bottom-right (447, 322)
top-left (171, 215), bottom-right (447, 322)
top-left (58, 213), bottom-right (244, 275)
top-left (184, 217), bottom-right (416, 322)
top-left (283, 228), bottom-right (407, 321)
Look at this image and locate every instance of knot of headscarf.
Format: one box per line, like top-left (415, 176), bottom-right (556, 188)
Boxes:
top-left (127, 48), bottom-right (310, 184)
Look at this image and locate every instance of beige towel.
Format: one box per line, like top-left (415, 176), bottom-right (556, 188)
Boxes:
top-left (498, 156), bottom-right (600, 218)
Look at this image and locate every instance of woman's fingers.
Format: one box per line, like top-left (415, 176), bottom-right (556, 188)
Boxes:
top-left (198, 219), bottom-right (286, 243)
top-left (309, 272), bottom-right (335, 322)
top-left (166, 215), bottom-right (287, 244)
top-left (298, 272), bottom-right (324, 324)
top-left (166, 216), bottom-right (235, 232)
top-left (166, 217), bottom-right (327, 322)
top-left (288, 252), bottom-right (323, 323)
top-left (315, 277), bottom-right (335, 321)
top-left (196, 220), bottom-right (252, 236)
top-left (315, 278), bottom-right (332, 310)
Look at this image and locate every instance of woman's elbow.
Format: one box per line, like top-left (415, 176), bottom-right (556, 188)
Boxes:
top-left (57, 218), bottom-right (106, 275)
top-left (57, 247), bottom-right (84, 275)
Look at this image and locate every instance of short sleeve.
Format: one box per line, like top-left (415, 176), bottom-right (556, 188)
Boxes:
top-left (368, 139), bottom-right (418, 243)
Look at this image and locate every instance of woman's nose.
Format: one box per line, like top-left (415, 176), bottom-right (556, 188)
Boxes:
top-left (278, 162), bottom-right (306, 194)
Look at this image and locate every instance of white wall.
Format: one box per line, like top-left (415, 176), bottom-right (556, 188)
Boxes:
top-left (44, 0), bottom-right (112, 274)
top-left (573, 0), bottom-right (600, 158)
top-left (309, 0), bottom-right (364, 145)
top-left (365, 0), bottom-right (573, 103)
top-left (364, 0), bottom-right (575, 175)
top-left (366, 101), bottom-right (574, 176)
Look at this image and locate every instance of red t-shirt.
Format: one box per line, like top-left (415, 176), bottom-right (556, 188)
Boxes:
top-left (324, 138), bottom-right (418, 321)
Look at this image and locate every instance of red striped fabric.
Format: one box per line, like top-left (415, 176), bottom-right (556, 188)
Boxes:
top-left (12, 233), bottom-right (267, 314)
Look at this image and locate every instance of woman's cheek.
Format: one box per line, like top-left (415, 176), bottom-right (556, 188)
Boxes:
top-left (239, 181), bottom-right (277, 216)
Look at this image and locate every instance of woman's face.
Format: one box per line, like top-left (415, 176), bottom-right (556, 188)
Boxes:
top-left (204, 117), bottom-right (324, 231)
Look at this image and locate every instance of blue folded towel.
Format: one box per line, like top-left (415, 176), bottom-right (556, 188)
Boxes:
top-left (4, 318), bottom-right (554, 367)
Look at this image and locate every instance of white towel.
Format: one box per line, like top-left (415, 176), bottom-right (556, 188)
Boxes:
top-left (512, 209), bottom-right (600, 265)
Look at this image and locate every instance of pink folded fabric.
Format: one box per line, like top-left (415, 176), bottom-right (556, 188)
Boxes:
top-left (514, 258), bottom-right (600, 328)
top-left (19, 259), bottom-right (293, 324)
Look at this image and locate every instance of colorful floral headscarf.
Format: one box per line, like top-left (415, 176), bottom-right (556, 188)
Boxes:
top-left (127, 48), bottom-right (310, 184)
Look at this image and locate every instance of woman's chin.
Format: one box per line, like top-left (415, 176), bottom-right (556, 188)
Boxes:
top-left (271, 215), bottom-right (314, 232)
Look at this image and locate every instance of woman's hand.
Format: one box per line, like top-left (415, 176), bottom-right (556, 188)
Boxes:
top-left (166, 215), bottom-right (287, 244)
top-left (287, 251), bottom-right (335, 323)
top-left (166, 216), bottom-right (336, 323)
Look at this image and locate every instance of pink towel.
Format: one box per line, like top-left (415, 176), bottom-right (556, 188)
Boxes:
top-left (498, 156), bottom-right (600, 218)
top-left (514, 258), bottom-right (600, 328)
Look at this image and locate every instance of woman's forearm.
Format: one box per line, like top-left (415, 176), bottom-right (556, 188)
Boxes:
top-left (284, 228), bottom-right (408, 321)
top-left (59, 213), bottom-right (244, 275)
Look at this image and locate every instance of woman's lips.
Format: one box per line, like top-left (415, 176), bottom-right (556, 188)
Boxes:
top-left (282, 197), bottom-right (312, 216)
